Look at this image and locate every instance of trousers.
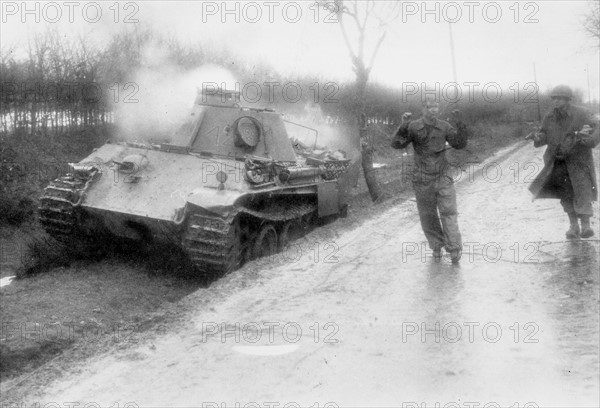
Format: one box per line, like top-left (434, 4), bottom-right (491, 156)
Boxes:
top-left (413, 176), bottom-right (462, 252)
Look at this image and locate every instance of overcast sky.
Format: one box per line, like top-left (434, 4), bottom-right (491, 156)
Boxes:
top-left (2, 1), bottom-right (599, 101)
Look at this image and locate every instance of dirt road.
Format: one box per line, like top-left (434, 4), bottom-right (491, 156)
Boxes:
top-left (22, 141), bottom-right (600, 407)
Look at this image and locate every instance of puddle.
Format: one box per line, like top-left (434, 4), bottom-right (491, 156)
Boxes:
top-left (539, 240), bottom-right (599, 265)
top-left (0, 276), bottom-right (15, 288)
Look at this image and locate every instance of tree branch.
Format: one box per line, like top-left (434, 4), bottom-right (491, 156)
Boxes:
top-left (367, 31), bottom-right (387, 71)
top-left (335, 3), bottom-right (358, 62)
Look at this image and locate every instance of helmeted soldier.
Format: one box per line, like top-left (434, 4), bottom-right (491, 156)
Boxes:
top-left (392, 98), bottom-right (469, 263)
top-left (529, 84), bottom-right (600, 238)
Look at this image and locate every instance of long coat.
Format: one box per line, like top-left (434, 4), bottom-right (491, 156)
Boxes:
top-left (529, 105), bottom-right (599, 209)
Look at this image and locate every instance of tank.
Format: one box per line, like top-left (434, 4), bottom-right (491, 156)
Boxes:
top-left (38, 89), bottom-right (361, 275)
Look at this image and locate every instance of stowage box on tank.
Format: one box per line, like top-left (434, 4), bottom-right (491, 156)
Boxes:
top-left (39, 89), bottom-right (361, 275)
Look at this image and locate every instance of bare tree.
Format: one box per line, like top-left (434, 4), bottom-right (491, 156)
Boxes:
top-left (583, 0), bottom-right (600, 47)
top-left (0, 44), bottom-right (17, 133)
top-left (328, 0), bottom-right (400, 201)
top-left (26, 34), bottom-right (52, 134)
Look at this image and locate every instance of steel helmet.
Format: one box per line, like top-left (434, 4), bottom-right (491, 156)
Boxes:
top-left (550, 85), bottom-right (573, 100)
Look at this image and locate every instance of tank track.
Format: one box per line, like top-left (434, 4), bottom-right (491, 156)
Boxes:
top-left (38, 167), bottom-right (99, 242)
top-left (183, 202), bottom-right (316, 276)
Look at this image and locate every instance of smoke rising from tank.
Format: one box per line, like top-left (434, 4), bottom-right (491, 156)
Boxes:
top-left (284, 102), bottom-right (360, 160)
top-left (112, 42), bottom-right (238, 143)
top-left (111, 42), bottom-right (358, 159)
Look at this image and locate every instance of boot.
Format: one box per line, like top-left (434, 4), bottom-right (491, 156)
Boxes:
top-left (450, 249), bottom-right (461, 264)
top-left (566, 213), bottom-right (580, 239)
top-left (580, 215), bottom-right (594, 238)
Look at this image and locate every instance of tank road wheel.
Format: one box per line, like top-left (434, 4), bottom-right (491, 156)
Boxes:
top-left (278, 220), bottom-right (302, 251)
top-left (339, 204), bottom-right (349, 218)
top-left (300, 211), bottom-right (317, 233)
top-left (252, 223), bottom-right (278, 260)
top-left (222, 220), bottom-right (243, 273)
top-left (229, 218), bottom-right (253, 271)
top-left (238, 222), bottom-right (252, 266)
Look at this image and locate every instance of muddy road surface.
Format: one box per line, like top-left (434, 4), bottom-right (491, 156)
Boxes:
top-left (21, 141), bottom-right (600, 407)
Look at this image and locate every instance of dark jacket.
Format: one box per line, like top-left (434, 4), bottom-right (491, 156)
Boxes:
top-left (392, 117), bottom-right (468, 182)
top-left (529, 104), bottom-right (599, 201)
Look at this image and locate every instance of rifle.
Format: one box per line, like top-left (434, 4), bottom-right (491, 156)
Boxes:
top-left (525, 63), bottom-right (543, 141)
